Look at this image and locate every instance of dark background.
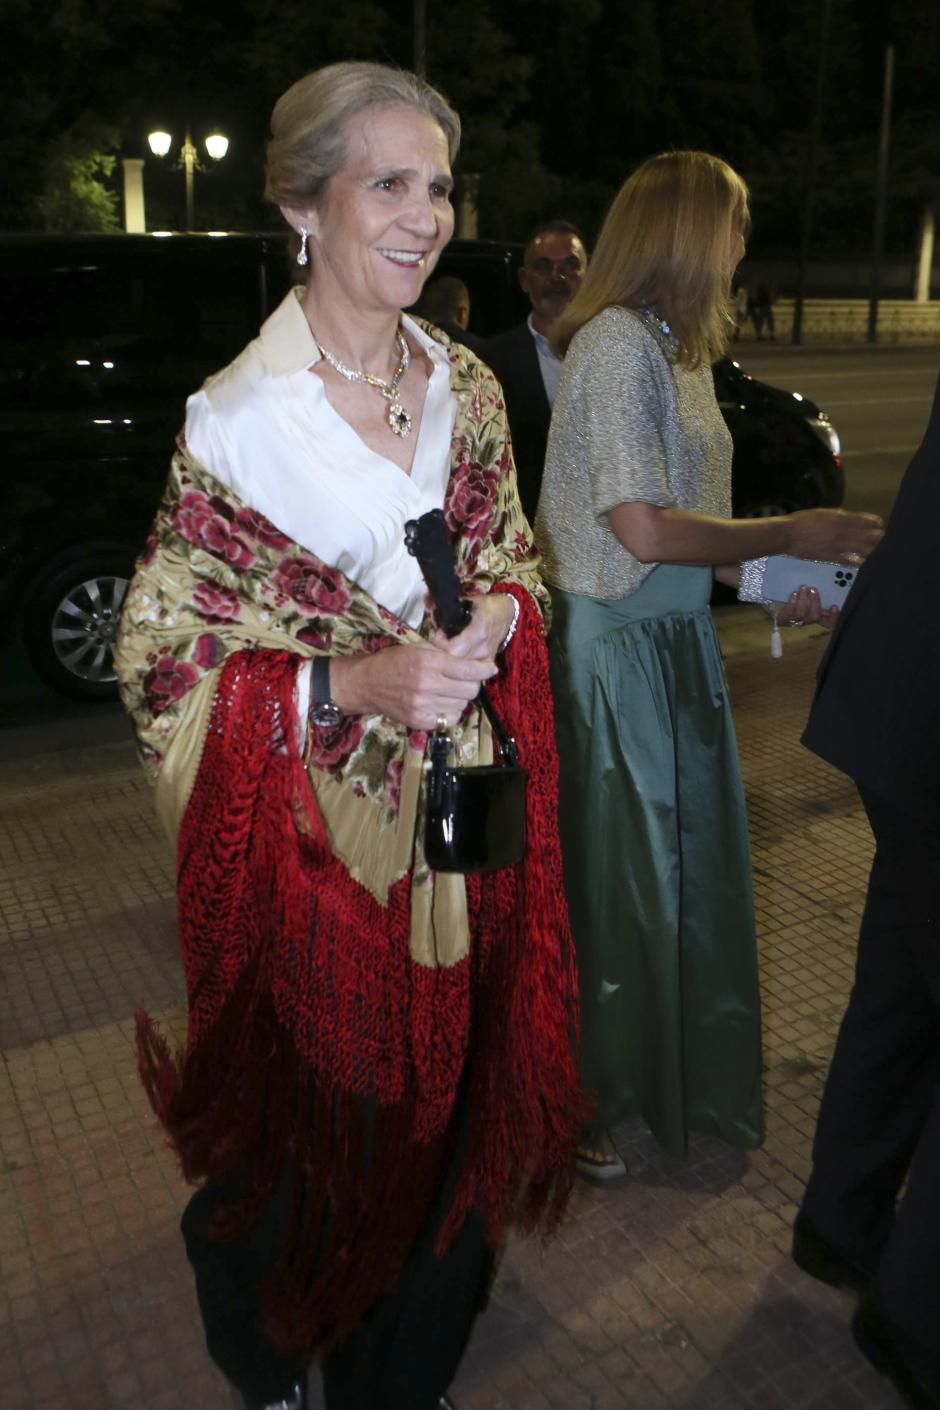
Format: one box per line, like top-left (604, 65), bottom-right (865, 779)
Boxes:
top-left (2, 0), bottom-right (939, 267)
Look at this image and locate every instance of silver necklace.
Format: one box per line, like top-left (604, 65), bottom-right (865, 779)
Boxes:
top-left (316, 329), bottom-right (412, 437)
top-left (639, 302), bottom-right (680, 358)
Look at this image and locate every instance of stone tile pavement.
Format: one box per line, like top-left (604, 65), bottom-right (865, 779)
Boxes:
top-left (0, 608), bottom-right (900, 1409)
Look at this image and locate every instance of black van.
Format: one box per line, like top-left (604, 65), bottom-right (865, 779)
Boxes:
top-left (2, 232), bottom-right (842, 700)
top-left (1, 232), bottom-right (535, 699)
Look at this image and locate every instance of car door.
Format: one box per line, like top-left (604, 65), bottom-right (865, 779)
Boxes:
top-left (1, 235), bottom-right (268, 696)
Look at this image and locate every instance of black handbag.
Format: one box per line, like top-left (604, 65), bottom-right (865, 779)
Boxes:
top-left (405, 509), bottom-right (527, 874)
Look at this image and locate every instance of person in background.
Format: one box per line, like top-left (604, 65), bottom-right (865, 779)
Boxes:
top-left (484, 220), bottom-right (588, 521)
top-left (732, 280), bottom-right (750, 340)
top-left (792, 380), bottom-right (940, 1410)
top-left (412, 274), bottom-right (486, 355)
top-left (535, 150), bottom-right (883, 1185)
top-left (751, 282), bottom-right (776, 341)
top-left (114, 60), bottom-right (581, 1410)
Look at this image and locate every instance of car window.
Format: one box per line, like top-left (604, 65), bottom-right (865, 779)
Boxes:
top-left (0, 252), bottom-right (262, 405)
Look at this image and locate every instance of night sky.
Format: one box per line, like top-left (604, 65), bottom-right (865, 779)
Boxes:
top-left (2, 0), bottom-right (938, 258)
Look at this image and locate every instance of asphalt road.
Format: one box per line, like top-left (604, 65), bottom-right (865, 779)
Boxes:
top-left (4, 342), bottom-right (938, 736)
top-left (733, 342), bottom-right (939, 521)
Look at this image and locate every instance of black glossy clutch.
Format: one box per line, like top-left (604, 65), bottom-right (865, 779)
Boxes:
top-left (405, 509), bottom-right (527, 874)
top-left (424, 692), bottom-right (526, 874)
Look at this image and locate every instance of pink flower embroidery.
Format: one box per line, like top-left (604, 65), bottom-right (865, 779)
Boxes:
top-left (140, 530), bottom-right (159, 567)
top-left (192, 634), bottom-right (226, 670)
top-left (174, 489), bottom-right (215, 541)
top-left (192, 581), bottom-right (242, 622)
top-left (307, 717), bottom-right (365, 773)
top-left (444, 456), bottom-right (500, 546)
top-left (223, 537), bottom-right (255, 571)
top-left (172, 490), bottom-right (256, 571)
top-left (272, 554), bottom-right (352, 618)
top-left (385, 757), bottom-right (404, 812)
top-left (297, 623), bottom-right (333, 651)
top-left (512, 529), bottom-right (532, 563)
top-left (360, 632), bottom-right (396, 654)
top-left (235, 506), bottom-right (292, 550)
top-left (143, 654), bottom-right (200, 715)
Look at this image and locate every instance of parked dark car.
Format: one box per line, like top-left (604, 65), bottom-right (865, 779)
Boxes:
top-left (714, 356), bottom-right (842, 519)
top-left (2, 233), bottom-right (842, 701)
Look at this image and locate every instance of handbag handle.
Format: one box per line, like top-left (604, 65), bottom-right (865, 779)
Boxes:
top-left (404, 509), bottom-right (519, 767)
top-left (477, 683), bottom-right (519, 767)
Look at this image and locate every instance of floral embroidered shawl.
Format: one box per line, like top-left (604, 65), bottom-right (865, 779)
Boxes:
top-left (114, 331), bottom-right (581, 1355)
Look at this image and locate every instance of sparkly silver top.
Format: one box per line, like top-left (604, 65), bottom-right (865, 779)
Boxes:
top-left (738, 557), bottom-right (770, 602)
top-left (535, 305), bottom-right (733, 599)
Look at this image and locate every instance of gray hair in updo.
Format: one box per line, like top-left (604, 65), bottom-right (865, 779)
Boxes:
top-left (265, 61), bottom-right (461, 213)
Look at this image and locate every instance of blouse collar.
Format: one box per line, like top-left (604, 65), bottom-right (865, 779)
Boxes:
top-left (257, 286), bottom-right (452, 379)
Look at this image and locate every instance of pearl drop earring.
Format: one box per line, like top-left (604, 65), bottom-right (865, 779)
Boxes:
top-left (296, 224), bottom-right (309, 267)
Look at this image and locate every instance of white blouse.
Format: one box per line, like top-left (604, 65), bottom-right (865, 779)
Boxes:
top-left (185, 287), bottom-right (456, 629)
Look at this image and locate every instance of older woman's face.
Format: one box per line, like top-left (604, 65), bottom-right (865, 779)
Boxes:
top-left (303, 103), bottom-right (454, 315)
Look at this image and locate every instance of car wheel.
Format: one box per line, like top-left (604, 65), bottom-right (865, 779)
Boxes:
top-left (24, 543), bottom-right (134, 701)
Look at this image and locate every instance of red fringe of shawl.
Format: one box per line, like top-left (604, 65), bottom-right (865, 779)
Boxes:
top-left (136, 585), bottom-right (582, 1356)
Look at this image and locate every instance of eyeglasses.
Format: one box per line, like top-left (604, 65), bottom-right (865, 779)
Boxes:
top-left (527, 257), bottom-right (584, 278)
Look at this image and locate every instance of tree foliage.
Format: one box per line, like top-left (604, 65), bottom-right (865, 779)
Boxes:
top-left (28, 120), bottom-right (121, 232)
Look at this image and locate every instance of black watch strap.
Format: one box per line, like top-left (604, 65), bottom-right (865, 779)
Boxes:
top-left (309, 655), bottom-right (343, 728)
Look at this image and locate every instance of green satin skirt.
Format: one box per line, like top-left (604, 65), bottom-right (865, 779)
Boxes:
top-left (549, 565), bottom-right (763, 1158)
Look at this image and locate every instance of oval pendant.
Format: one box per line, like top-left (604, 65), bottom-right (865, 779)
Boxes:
top-left (388, 400), bottom-right (413, 437)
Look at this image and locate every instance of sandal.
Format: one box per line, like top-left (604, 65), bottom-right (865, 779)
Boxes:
top-left (575, 1129), bottom-right (628, 1187)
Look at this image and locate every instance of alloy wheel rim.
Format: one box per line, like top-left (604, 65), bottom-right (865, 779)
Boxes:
top-left (50, 575), bottom-right (129, 683)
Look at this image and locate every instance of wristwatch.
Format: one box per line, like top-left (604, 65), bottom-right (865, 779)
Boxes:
top-left (309, 655), bottom-right (343, 729)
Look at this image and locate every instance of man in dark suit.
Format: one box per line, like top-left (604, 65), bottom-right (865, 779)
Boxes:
top-left (411, 275), bottom-right (486, 357)
top-left (483, 221), bottom-right (588, 522)
top-left (793, 375), bottom-right (940, 1409)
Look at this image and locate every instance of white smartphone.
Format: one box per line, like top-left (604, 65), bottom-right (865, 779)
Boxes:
top-left (760, 555), bottom-right (858, 610)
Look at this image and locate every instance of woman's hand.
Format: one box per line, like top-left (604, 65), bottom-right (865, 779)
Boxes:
top-left (331, 640), bottom-right (496, 732)
top-left (607, 501), bottom-right (883, 572)
top-left (783, 508), bottom-right (883, 566)
top-left (771, 584), bottom-right (839, 630)
top-left (432, 594), bottom-right (516, 662)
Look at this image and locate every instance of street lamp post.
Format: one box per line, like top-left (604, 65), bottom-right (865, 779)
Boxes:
top-left (147, 127), bottom-right (229, 231)
top-left (181, 129), bottom-right (198, 232)
top-left (867, 45), bottom-right (895, 345)
top-left (791, 0), bottom-right (833, 346)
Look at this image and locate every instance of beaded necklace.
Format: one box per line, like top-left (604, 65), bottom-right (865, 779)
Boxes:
top-left (638, 303), bottom-right (680, 361)
top-left (316, 328), bottom-right (413, 437)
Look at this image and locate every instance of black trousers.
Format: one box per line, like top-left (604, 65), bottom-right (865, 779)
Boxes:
top-left (800, 788), bottom-right (940, 1355)
top-left (181, 1122), bottom-right (493, 1410)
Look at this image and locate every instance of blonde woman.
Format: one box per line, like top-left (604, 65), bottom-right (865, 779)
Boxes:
top-left (535, 151), bottom-right (882, 1180)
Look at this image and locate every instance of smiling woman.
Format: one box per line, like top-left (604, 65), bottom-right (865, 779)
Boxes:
top-left (113, 60), bottom-right (581, 1410)
top-left (282, 101), bottom-right (456, 462)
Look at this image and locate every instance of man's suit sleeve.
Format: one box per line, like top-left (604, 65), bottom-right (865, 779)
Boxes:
top-left (480, 326), bottom-right (551, 523)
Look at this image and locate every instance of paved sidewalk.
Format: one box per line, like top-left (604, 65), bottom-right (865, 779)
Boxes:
top-left (0, 609), bottom-right (898, 1410)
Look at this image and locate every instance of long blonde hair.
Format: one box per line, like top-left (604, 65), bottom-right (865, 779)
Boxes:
top-left (553, 150), bottom-right (750, 369)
